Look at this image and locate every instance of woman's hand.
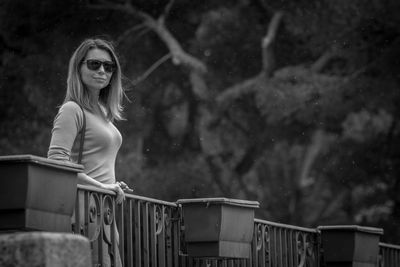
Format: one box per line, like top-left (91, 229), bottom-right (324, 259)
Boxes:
top-left (117, 181), bottom-right (133, 193)
top-left (102, 183), bottom-right (125, 204)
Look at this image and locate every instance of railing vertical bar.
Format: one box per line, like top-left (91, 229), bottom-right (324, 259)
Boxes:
top-left (184, 256), bottom-right (190, 267)
top-left (134, 200), bottom-right (142, 267)
top-left (188, 257), bottom-right (194, 267)
top-left (74, 190), bottom-right (81, 234)
top-left (391, 249), bottom-right (395, 267)
top-left (276, 227), bottom-right (280, 267)
top-left (252, 223), bottom-right (258, 267)
top-left (288, 230), bottom-right (293, 267)
top-left (149, 204), bottom-right (157, 266)
top-left (294, 232), bottom-right (299, 267)
top-left (390, 248), bottom-right (393, 267)
top-left (275, 227), bottom-right (278, 267)
top-left (261, 225), bottom-right (266, 267)
top-left (110, 198), bottom-right (117, 267)
top-left (143, 202), bottom-right (150, 267)
top-left (279, 228), bottom-right (283, 267)
top-left (269, 226), bottom-right (273, 267)
top-left (266, 225), bottom-right (271, 267)
top-left (83, 190), bottom-right (91, 262)
top-left (165, 208), bottom-right (173, 267)
top-left (98, 194), bottom-right (105, 267)
top-left (274, 227), bottom-right (279, 267)
top-left (126, 199), bottom-right (133, 267)
top-left (158, 206), bottom-right (167, 267)
top-left (173, 208), bottom-right (180, 267)
top-left (385, 249), bottom-right (388, 267)
top-left (118, 200), bottom-right (125, 267)
top-left (283, 229), bottom-right (287, 267)
top-left (83, 191), bottom-right (89, 237)
top-left (315, 234), bottom-right (319, 267)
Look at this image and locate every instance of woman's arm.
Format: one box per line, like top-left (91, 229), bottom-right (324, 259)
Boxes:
top-left (48, 102), bottom-right (82, 161)
top-left (77, 172), bottom-right (125, 203)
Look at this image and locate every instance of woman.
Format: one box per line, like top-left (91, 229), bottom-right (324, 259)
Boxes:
top-left (48, 38), bottom-right (131, 267)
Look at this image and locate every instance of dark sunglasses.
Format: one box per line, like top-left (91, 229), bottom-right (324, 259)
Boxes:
top-left (83, 59), bottom-right (116, 73)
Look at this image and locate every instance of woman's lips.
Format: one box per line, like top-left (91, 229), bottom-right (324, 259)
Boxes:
top-left (93, 77), bottom-right (106, 82)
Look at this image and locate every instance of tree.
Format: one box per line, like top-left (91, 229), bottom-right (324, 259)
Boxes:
top-left (1, 0), bottom-right (400, 241)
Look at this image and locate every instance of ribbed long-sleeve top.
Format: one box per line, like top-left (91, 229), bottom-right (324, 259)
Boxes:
top-left (48, 101), bottom-right (122, 184)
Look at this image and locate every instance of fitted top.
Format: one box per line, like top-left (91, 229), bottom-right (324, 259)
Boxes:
top-left (48, 101), bottom-right (122, 184)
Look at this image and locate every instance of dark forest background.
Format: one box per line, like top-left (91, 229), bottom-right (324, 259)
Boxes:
top-left (1, 0), bottom-right (400, 242)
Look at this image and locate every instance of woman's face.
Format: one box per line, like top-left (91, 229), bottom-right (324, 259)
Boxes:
top-left (80, 48), bottom-right (114, 94)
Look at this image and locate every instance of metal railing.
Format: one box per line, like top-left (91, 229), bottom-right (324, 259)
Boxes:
top-left (73, 185), bottom-right (322, 267)
top-left (379, 242), bottom-right (400, 267)
top-left (73, 185), bottom-right (181, 267)
top-left (74, 185), bottom-right (400, 267)
top-left (251, 219), bottom-right (320, 267)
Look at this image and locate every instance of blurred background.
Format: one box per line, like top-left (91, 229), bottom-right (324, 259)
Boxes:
top-left (1, 0), bottom-right (399, 242)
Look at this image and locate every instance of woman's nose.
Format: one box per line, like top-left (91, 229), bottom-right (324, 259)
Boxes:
top-left (98, 64), bottom-right (106, 73)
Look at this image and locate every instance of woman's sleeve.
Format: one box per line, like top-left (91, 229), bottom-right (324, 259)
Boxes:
top-left (47, 102), bottom-right (83, 161)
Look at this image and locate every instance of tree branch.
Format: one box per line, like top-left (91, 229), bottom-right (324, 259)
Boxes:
top-left (310, 45), bottom-right (346, 73)
top-left (215, 12), bottom-right (283, 107)
top-left (261, 11), bottom-right (283, 76)
top-left (160, 0), bottom-right (176, 23)
top-left (132, 53), bottom-right (172, 86)
top-left (86, 0), bottom-right (152, 21)
top-left (87, 0), bottom-right (207, 74)
top-left (115, 24), bottom-right (147, 46)
top-left (298, 129), bottom-right (325, 188)
top-left (216, 75), bottom-right (262, 107)
top-left (149, 19), bottom-right (207, 74)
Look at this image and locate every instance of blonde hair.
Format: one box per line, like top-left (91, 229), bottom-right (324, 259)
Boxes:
top-left (65, 38), bottom-right (125, 121)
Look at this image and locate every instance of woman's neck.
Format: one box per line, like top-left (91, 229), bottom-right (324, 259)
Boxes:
top-left (88, 90), bottom-right (100, 104)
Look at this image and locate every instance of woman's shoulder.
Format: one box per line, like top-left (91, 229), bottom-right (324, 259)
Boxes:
top-left (62, 101), bottom-right (81, 109)
top-left (59, 101), bottom-right (84, 117)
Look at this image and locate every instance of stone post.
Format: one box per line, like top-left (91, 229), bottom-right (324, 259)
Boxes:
top-left (0, 232), bottom-right (92, 267)
top-left (318, 225), bottom-right (383, 267)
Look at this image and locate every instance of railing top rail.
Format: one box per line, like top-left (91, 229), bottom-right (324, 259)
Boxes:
top-left (379, 242), bottom-right (400, 250)
top-left (255, 218), bottom-right (318, 233)
top-left (77, 184), bottom-right (177, 207)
